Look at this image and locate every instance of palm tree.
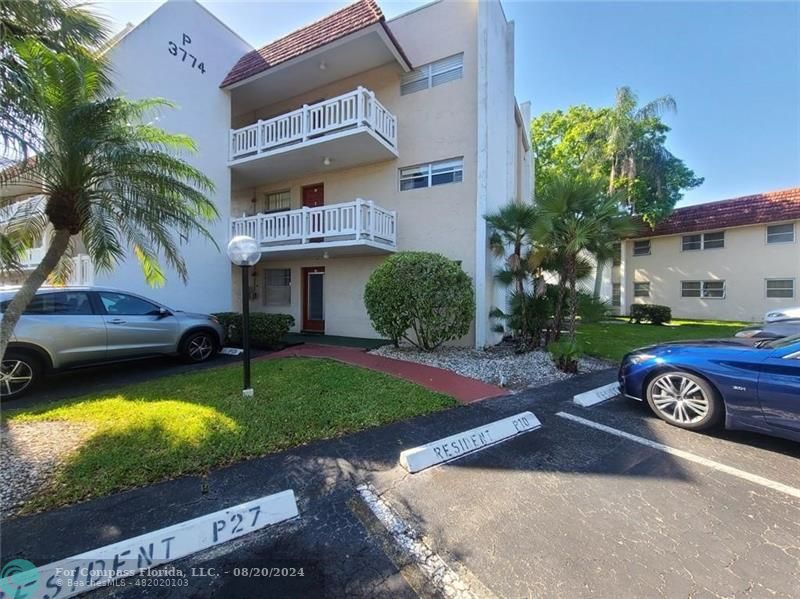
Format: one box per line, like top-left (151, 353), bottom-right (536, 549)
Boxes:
top-left (486, 202), bottom-right (539, 343)
top-left (537, 175), bottom-right (634, 351)
top-left (0, 42), bottom-right (217, 360)
top-left (1, 0), bottom-right (109, 156)
top-left (593, 86), bottom-right (676, 296)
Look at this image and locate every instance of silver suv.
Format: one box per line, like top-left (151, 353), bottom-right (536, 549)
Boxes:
top-left (0, 286), bottom-right (226, 399)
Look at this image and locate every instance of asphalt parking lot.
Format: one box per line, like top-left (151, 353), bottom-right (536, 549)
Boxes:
top-left (369, 384), bottom-right (800, 598)
top-left (2, 369), bottom-right (798, 598)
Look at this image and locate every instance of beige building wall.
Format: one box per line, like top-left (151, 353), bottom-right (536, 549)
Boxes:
top-left (230, 0), bottom-right (482, 344)
top-left (622, 220), bottom-right (800, 322)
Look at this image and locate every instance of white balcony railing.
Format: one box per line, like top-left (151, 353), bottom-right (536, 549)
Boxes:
top-left (231, 199), bottom-right (396, 249)
top-left (229, 87), bottom-right (398, 161)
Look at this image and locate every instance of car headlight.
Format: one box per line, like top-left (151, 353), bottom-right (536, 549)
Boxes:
top-left (629, 353), bottom-right (656, 364)
top-left (735, 329), bottom-right (761, 338)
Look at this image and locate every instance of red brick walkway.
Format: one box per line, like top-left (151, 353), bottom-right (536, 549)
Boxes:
top-left (262, 344), bottom-right (508, 404)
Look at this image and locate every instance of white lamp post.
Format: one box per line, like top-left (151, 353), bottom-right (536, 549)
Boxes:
top-left (227, 235), bottom-right (261, 397)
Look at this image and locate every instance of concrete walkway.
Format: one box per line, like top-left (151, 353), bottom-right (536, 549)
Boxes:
top-left (263, 344), bottom-right (508, 404)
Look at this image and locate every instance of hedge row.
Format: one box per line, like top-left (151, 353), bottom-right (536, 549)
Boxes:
top-left (629, 304), bottom-right (672, 325)
top-left (212, 312), bottom-right (294, 348)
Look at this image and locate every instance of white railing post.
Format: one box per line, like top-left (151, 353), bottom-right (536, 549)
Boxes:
top-left (302, 104), bottom-right (310, 141)
top-left (354, 198), bottom-right (363, 240)
top-left (356, 86), bottom-right (366, 125)
top-left (368, 90), bottom-right (377, 130)
top-left (301, 206), bottom-right (309, 244)
top-left (391, 210), bottom-right (397, 245)
top-left (367, 200), bottom-right (375, 241)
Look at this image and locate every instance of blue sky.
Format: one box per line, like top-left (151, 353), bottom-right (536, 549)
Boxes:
top-left (95, 0), bottom-right (799, 206)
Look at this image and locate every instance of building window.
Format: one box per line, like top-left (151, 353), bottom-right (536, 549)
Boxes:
top-left (634, 282), bottom-right (650, 298)
top-left (766, 279), bottom-right (795, 299)
top-left (264, 269), bottom-right (291, 306)
top-left (612, 242), bottom-right (622, 266)
top-left (612, 283), bottom-right (621, 306)
top-left (682, 234), bottom-right (702, 251)
top-left (682, 231), bottom-right (725, 251)
top-left (400, 158), bottom-right (463, 191)
top-left (633, 240), bottom-right (651, 256)
top-left (767, 223), bottom-right (795, 244)
top-left (264, 190), bottom-right (291, 213)
top-left (400, 53), bottom-right (464, 96)
top-left (682, 280), bottom-right (726, 299)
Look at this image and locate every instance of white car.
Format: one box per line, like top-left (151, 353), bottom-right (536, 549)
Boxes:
top-left (765, 307), bottom-right (800, 323)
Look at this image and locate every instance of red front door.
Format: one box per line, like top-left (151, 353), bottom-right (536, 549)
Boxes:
top-left (302, 266), bottom-right (325, 332)
top-left (302, 183), bottom-right (324, 242)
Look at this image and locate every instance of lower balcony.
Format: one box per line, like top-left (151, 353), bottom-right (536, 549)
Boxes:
top-left (230, 199), bottom-right (397, 259)
top-left (228, 87), bottom-right (398, 187)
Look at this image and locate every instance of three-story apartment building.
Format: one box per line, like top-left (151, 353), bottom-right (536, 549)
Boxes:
top-left (7, 0), bottom-right (531, 348)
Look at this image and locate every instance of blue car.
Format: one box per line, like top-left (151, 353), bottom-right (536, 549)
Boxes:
top-left (619, 334), bottom-right (800, 442)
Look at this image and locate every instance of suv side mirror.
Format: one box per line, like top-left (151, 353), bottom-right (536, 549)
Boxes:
top-left (157, 307), bottom-right (172, 318)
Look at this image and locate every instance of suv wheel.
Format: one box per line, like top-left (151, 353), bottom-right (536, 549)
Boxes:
top-left (181, 331), bottom-right (218, 363)
top-left (1, 352), bottom-right (40, 400)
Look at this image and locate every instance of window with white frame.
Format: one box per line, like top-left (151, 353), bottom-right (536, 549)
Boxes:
top-left (264, 190), bottom-right (291, 213)
top-left (634, 282), bottom-right (650, 297)
top-left (767, 223), bottom-right (795, 244)
top-left (633, 240), bottom-right (651, 256)
top-left (766, 278), bottom-right (795, 299)
top-left (399, 158), bottom-right (463, 191)
top-left (682, 280), bottom-right (725, 299)
top-left (682, 231), bottom-right (725, 251)
top-left (400, 53), bottom-right (464, 96)
top-left (612, 283), bottom-right (621, 306)
top-left (263, 269), bottom-right (291, 306)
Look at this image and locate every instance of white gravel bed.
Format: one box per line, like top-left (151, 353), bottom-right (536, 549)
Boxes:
top-left (1, 420), bottom-right (94, 519)
top-left (370, 343), bottom-right (612, 389)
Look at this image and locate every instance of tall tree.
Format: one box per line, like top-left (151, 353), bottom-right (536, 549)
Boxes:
top-left (0, 0), bottom-right (109, 157)
top-left (531, 87), bottom-right (703, 296)
top-left (535, 174), bottom-right (634, 368)
top-left (0, 43), bottom-right (217, 360)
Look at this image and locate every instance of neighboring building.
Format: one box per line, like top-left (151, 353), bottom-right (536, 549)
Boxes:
top-left (613, 188), bottom-right (800, 322)
top-left (0, 0), bottom-right (531, 348)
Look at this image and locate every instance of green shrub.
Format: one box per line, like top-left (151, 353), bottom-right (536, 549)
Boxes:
top-left (547, 339), bottom-right (582, 373)
top-left (629, 304), bottom-right (672, 326)
top-left (491, 287), bottom-right (557, 350)
top-left (364, 251), bottom-right (475, 351)
top-left (212, 312), bottom-right (294, 348)
top-left (577, 292), bottom-right (611, 324)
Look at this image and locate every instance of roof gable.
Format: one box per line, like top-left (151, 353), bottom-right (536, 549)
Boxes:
top-left (221, 0), bottom-right (385, 88)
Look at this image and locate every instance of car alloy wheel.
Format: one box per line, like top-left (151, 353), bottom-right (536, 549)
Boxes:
top-left (0, 359), bottom-right (34, 398)
top-left (649, 373), bottom-right (710, 425)
top-left (187, 334), bottom-right (214, 362)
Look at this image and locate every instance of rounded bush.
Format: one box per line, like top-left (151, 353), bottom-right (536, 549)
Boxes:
top-left (364, 251), bottom-right (475, 351)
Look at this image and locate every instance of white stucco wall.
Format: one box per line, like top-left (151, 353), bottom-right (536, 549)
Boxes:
top-left (622, 221), bottom-right (800, 321)
top-left (95, 0), bottom-right (251, 313)
top-left (476, 0), bottom-right (526, 347)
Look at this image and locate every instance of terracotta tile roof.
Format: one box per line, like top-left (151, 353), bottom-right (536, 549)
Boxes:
top-left (632, 188), bottom-right (800, 238)
top-left (221, 0), bottom-right (386, 88)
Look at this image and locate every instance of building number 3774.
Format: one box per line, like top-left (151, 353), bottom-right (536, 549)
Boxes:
top-left (168, 33), bottom-right (206, 74)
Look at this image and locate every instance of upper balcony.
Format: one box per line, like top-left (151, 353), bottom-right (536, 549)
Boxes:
top-left (230, 198), bottom-right (396, 259)
top-left (228, 87), bottom-right (398, 186)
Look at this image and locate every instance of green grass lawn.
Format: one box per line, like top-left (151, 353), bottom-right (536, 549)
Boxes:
top-left (577, 318), bottom-right (750, 363)
top-left (5, 357), bottom-right (456, 512)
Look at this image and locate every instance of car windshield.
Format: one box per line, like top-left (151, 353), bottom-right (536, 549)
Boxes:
top-left (766, 334), bottom-right (800, 349)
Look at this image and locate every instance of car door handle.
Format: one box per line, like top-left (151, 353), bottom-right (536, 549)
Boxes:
top-left (109, 318), bottom-right (127, 325)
